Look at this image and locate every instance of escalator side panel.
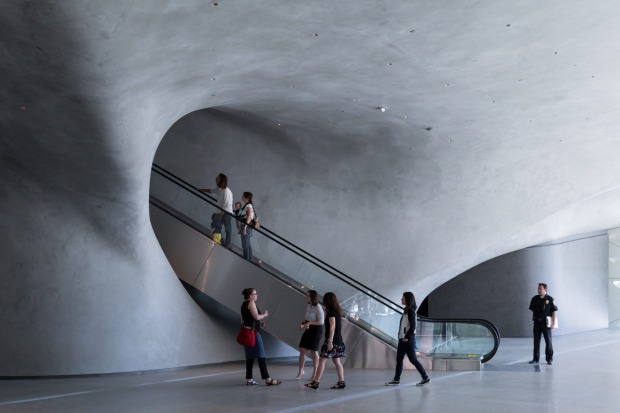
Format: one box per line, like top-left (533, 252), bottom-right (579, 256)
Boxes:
top-left (150, 203), bottom-right (400, 368)
top-left (151, 168), bottom-right (500, 367)
top-left (344, 325), bottom-right (398, 369)
top-left (151, 206), bottom-right (215, 286)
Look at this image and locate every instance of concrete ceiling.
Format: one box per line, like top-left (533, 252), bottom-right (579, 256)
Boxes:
top-left (4, 0), bottom-right (620, 301)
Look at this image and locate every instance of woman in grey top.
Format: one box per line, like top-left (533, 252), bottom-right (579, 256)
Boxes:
top-left (385, 291), bottom-right (430, 386)
top-left (295, 290), bottom-right (324, 381)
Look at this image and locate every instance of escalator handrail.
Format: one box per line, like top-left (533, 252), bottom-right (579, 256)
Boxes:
top-left (151, 193), bottom-right (501, 362)
top-left (150, 195), bottom-right (402, 349)
top-left (151, 163), bottom-right (402, 314)
top-left (151, 164), bottom-right (501, 362)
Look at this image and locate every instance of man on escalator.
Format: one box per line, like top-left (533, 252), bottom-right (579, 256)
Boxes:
top-left (199, 173), bottom-right (233, 248)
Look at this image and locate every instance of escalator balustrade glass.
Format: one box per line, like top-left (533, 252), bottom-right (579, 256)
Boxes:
top-left (150, 164), bottom-right (500, 362)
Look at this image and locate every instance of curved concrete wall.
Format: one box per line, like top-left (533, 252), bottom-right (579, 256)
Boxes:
top-left (427, 233), bottom-right (609, 337)
top-left (4, 0), bottom-right (620, 375)
top-left (0, 2), bottom-right (241, 376)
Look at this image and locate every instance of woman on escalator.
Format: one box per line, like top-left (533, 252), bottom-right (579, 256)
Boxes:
top-left (240, 288), bottom-right (281, 386)
top-left (385, 291), bottom-right (430, 387)
top-left (238, 192), bottom-right (254, 262)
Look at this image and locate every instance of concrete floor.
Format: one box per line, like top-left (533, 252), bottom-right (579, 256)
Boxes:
top-left (2, 329), bottom-right (620, 413)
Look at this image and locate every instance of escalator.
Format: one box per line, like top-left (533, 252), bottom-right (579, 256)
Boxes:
top-left (149, 164), bottom-right (500, 370)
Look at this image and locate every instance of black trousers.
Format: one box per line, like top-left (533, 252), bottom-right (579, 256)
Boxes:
top-left (532, 319), bottom-right (553, 362)
top-left (246, 358), bottom-right (269, 380)
top-left (394, 337), bottom-right (428, 381)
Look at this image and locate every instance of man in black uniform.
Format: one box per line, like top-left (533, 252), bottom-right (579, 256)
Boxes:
top-left (528, 283), bottom-right (558, 365)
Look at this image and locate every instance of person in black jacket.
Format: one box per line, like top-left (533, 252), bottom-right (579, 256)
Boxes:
top-left (385, 291), bottom-right (430, 386)
top-left (529, 283), bottom-right (558, 365)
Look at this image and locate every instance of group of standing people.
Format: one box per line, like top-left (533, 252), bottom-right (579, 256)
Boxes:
top-left (240, 288), bottom-right (430, 389)
top-left (200, 173), bottom-right (255, 262)
top-left (205, 173), bottom-right (558, 389)
top-left (203, 173), bottom-right (427, 387)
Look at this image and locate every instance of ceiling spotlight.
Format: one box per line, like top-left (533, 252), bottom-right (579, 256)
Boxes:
top-left (378, 106), bottom-right (386, 112)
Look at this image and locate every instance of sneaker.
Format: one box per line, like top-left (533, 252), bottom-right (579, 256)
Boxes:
top-left (385, 380), bottom-right (400, 386)
top-left (547, 360), bottom-right (553, 365)
top-left (528, 360), bottom-right (539, 364)
top-left (246, 379), bottom-right (258, 385)
top-left (416, 378), bottom-right (430, 386)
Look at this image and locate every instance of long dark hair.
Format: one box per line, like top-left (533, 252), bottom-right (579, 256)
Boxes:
top-left (403, 291), bottom-right (417, 312)
top-left (323, 292), bottom-right (343, 317)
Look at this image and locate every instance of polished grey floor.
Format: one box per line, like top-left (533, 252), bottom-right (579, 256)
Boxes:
top-left (2, 329), bottom-right (620, 413)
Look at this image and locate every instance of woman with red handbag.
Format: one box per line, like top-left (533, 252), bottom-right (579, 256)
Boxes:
top-left (240, 288), bottom-right (282, 386)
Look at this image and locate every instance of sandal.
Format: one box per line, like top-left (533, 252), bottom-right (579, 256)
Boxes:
top-left (266, 379), bottom-right (282, 386)
top-left (331, 381), bottom-right (346, 389)
top-left (305, 381), bottom-right (319, 389)
top-left (246, 379), bottom-right (258, 385)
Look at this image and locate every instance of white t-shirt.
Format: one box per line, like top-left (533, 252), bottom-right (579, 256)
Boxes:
top-left (244, 203), bottom-right (254, 221)
top-left (213, 187), bottom-right (233, 213)
top-left (304, 304), bottom-right (325, 324)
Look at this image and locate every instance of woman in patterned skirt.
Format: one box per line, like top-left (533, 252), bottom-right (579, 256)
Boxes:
top-left (305, 292), bottom-right (346, 390)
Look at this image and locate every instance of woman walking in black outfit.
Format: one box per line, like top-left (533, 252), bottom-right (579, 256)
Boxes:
top-left (385, 291), bottom-right (430, 386)
top-left (305, 292), bottom-right (345, 390)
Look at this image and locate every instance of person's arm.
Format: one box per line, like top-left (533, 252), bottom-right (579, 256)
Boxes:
top-left (403, 308), bottom-right (415, 341)
top-left (223, 188), bottom-right (233, 212)
top-left (313, 305), bottom-right (325, 326)
top-left (248, 301), bottom-right (268, 320)
top-left (550, 300), bottom-right (558, 328)
top-left (242, 204), bottom-right (253, 235)
top-left (326, 316), bottom-right (335, 350)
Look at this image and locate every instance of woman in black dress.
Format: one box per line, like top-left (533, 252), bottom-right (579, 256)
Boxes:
top-left (305, 292), bottom-right (345, 390)
top-left (295, 290), bottom-right (324, 381)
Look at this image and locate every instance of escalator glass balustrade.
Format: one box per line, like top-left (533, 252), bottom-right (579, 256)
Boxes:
top-left (150, 164), bottom-right (500, 363)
